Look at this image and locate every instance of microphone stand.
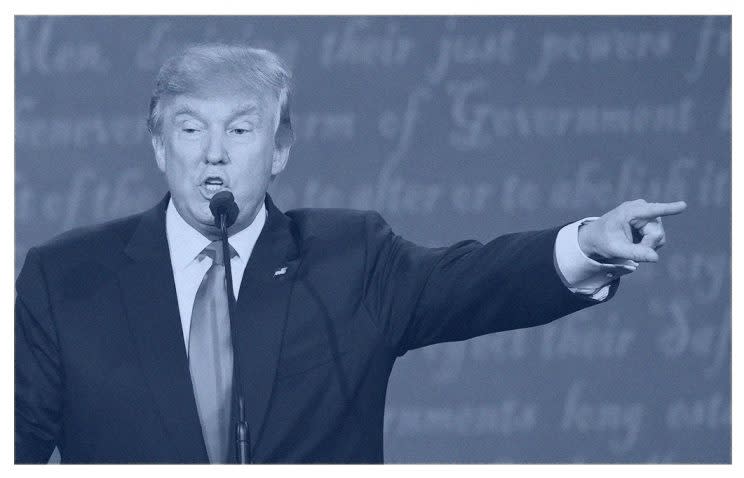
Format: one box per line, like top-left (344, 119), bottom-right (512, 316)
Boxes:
top-left (219, 214), bottom-right (252, 464)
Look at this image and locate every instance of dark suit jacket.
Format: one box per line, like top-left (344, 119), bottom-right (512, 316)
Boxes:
top-left (15, 193), bottom-right (616, 464)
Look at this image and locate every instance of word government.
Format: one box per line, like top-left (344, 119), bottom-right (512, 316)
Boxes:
top-left (448, 80), bottom-right (693, 149)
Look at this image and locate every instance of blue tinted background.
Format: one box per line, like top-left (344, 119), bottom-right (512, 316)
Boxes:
top-left (15, 16), bottom-right (731, 463)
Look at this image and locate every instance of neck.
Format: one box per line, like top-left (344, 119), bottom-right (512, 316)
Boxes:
top-left (171, 198), bottom-right (264, 242)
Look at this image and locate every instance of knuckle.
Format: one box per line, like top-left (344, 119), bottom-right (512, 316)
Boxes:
top-left (650, 222), bottom-right (663, 233)
top-left (648, 225), bottom-right (662, 237)
top-left (623, 199), bottom-right (647, 215)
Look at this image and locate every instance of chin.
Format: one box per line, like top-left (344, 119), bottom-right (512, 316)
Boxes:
top-left (183, 203), bottom-right (214, 227)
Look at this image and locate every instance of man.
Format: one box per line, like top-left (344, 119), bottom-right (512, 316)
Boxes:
top-left (15, 44), bottom-right (686, 464)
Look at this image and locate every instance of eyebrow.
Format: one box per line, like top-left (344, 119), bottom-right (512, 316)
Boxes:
top-left (171, 103), bottom-right (261, 122)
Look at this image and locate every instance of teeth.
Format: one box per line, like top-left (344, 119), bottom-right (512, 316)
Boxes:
top-left (204, 183), bottom-right (223, 192)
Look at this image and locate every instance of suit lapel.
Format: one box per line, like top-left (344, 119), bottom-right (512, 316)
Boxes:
top-left (117, 194), bottom-right (209, 463)
top-left (116, 193), bottom-right (301, 461)
top-left (233, 193), bottom-right (302, 453)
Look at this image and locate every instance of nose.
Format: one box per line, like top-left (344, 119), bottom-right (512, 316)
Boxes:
top-left (205, 130), bottom-right (228, 164)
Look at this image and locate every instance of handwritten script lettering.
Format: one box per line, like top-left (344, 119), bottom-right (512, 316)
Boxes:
top-left (16, 17), bottom-right (110, 75)
top-left (529, 29), bottom-right (673, 83)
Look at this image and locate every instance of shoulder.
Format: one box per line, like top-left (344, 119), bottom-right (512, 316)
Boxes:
top-left (284, 206), bottom-right (389, 241)
top-left (25, 210), bottom-right (145, 273)
top-left (280, 207), bottom-right (396, 265)
top-left (16, 209), bottom-right (149, 301)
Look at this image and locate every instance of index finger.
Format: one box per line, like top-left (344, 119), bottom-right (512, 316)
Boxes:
top-left (632, 201), bottom-right (688, 219)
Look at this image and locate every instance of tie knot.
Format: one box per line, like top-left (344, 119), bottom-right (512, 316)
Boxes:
top-left (200, 241), bottom-right (237, 266)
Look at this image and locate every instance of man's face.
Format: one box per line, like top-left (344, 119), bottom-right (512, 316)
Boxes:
top-left (152, 91), bottom-right (289, 238)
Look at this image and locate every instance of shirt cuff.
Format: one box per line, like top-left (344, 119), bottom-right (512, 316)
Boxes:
top-left (554, 217), bottom-right (638, 297)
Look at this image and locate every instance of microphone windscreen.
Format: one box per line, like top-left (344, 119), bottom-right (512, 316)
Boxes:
top-left (209, 191), bottom-right (240, 228)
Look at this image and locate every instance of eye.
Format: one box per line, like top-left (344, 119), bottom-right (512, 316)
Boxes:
top-left (230, 127), bottom-right (253, 135)
top-left (182, 128), bottom-right (199, 134)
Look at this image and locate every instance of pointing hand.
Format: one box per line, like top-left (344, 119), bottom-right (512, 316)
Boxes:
top-left (577, 199), bottom-right (687, 263)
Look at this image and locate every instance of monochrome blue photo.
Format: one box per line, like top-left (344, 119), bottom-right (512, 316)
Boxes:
top-left (14, 16), bottom-right (730, 464)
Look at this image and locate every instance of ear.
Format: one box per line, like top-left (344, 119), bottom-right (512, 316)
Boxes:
top-left (271, 144), bottom-right (291, 176)
top-left (151, 135), bottom-right (166, 173)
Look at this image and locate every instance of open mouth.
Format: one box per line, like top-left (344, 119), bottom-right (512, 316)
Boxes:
top-left (199, 176), bottom-right (228, 197)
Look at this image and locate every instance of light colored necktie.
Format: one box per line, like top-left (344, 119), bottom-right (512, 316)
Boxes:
top-left (188, 241), bottom-right (237, 464)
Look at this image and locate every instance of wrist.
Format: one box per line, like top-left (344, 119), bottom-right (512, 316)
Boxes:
top-left (578, 222), bottom-right (601, 261)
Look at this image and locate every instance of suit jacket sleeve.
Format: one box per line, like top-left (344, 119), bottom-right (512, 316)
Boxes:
top-left (362, 212), bottom-right (618, 357)
top-left (15, 247), bottom-right (62, 464)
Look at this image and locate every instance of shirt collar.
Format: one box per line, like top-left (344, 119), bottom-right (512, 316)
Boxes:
top-left (165, 197), bottom-right (267, 270)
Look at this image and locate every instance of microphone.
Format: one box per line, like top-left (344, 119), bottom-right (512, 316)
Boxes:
top-left (209, 191), bottom-right (239, 229)
top-left (208, 191), bottom-right (252, 464)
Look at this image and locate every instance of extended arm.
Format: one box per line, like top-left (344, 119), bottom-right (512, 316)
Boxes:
top-left (362, 199), bottom-right (686, 357)
top-left (362, 214), bottom-right (610, 356)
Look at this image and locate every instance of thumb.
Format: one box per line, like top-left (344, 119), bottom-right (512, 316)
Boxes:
top-left (613, 242), bottom-right (659, 263)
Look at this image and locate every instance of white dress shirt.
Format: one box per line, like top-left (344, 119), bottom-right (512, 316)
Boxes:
top-left (165, 199), bottom-right (635, 352)
top-left (554, 217), bottom-right (639, 301)
top-left (166, 199), bottom-right (266, 351)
